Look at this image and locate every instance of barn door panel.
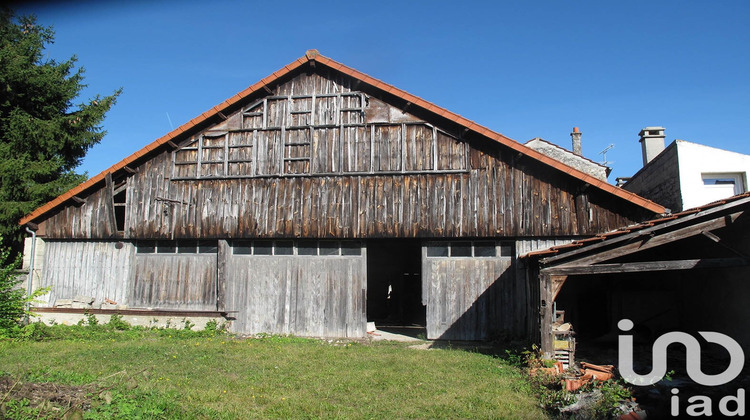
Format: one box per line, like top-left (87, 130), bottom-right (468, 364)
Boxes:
top-left (422, 241), bottom-right (513, 340)
top-left (130, 241), bottom-right (218, 311)
top-left (225, 240), bottom-right (366, 337)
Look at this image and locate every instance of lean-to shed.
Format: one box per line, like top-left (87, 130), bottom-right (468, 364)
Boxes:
top-left (20, 50), bottom-right (664, 340)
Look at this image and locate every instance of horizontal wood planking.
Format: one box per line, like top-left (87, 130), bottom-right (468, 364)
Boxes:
top-left (129, 254), bottom-right (217, 311)
top-left (225, 251), bottom-right (366, 338)
top-left (38, 241), bottom-right (134, 307)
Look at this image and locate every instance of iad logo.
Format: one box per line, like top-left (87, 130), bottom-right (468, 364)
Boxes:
top-left (618, 319), bottom-right (746, 417)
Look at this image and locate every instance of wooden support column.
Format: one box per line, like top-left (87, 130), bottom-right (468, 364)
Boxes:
top-left (104, 173), bottom-right (117, 235)
top-left (216, 240), bottom-right (228, 311)
top-left (539, 272), bottom-right (555, 357)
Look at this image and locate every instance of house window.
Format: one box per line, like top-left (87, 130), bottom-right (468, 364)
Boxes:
top-left (426, 241), bottom-right (513, 258)
top-left (701, 173), bottom-right (745, 202)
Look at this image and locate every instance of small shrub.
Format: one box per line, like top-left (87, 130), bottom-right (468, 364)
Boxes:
top-left (85, 312), bottom-right (99, 326)
top-left (182, 318), bottom-right (195, 331)
top-left (585, 378), bottom-right (633, 418)
top-left (203, 319), bottom-right (218, 332)
top-left (0, 241), bottom-right (24, 332)
top-left (107, 313), bottom-right (131, 331)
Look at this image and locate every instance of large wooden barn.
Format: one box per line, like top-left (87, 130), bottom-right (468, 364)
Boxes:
top-left (20, 50), bottom-right (664, 340)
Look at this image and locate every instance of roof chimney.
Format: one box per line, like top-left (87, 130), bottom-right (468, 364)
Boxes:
top-left (639, 126), bottom-right (665, 166)
top-left (571, 127), bottom-right (582, 156)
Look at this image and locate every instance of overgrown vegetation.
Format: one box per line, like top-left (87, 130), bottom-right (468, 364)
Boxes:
top-left (1, 318), bottom-right (545, 419)
top-left (509, 345), bottom-right (635, 419)
top-left (0, 236), bottom-right (51, 339)
top-left (0, 240), bottom-right (23, 332)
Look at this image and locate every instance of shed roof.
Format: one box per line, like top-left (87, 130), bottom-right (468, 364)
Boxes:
top-left (20, 50), bottom-right (665, 225)
top-left (522, 191), bottom-right (750, 262)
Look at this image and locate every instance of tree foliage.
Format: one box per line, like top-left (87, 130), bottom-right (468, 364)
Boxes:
top-left (0, 236), bottom-right (23, 331)
top-left (0, 9), bottom-right (120, 252)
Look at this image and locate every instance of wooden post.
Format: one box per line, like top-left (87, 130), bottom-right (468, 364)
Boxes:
top-left (217, 240), bottom-right (228, 311)
top-left (104, 173), bottom-right (117, 236)
top-left (539, 272), bottom-right (554, 357)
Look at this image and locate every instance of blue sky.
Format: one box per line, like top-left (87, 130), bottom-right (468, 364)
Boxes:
top-left (15, 0), bottom-right (750, 182)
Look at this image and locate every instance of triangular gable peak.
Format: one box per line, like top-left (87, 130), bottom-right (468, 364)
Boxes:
top-left (20, 50), bottom-right (664, 232)
top-left (170, 70), bottom-right (466, 179)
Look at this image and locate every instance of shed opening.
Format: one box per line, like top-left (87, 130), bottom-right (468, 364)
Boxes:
top-left (366, 239), bottom-right (426, 334)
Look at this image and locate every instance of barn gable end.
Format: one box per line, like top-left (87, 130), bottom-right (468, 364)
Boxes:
top-left (22, 52), bottom-right (664, 340)
top-left (33, 66), bottom-right (657, 240)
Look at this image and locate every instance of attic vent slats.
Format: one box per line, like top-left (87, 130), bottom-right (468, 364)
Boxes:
top-left (171, 91), bottom-right (468, 180)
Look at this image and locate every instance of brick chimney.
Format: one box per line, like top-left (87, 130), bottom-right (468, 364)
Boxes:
top-left (571, 127), bottom-right (582, 156)
top-left (639, 126), bottom-right (665, 166)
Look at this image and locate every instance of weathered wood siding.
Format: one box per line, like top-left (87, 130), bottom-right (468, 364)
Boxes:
top-left (422, 245), bottom-right (513, 340)
top-left (39, 241), bottom-right (134, 307)
top-left (515, 238), bottom-right (577, 340)
top-left (225, 244), bottom-right (366, 337)
top-left (38, 70), bottom-right (650, 240)
top-left (129, 254), bottom-right (217, 311)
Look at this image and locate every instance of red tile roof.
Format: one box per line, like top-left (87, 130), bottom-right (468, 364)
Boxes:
top-left (19, 50), bottom-right (665, 225)
top-left (522, 192), bottom-right (750, 259)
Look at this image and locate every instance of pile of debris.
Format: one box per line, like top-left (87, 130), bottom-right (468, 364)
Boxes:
top-left (53, 296), bottom-right (127, 310)
top-left (529, 361), bottom-right (646, 419)
top-left (0, 375), bottom-right (91, 418)
top-left (564, 362), bottom-right (615, 391)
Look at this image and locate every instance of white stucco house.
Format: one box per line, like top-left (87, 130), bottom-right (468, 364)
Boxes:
top-left (622, 127), bottom-right (750, 213)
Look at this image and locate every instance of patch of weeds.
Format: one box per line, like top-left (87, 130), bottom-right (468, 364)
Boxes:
top-left (107, 314), bottom-right (131, 331)
top-left (581, 378), bottom-right (633, 418)
top-left (87, 312), bottom-right (99, 326)
top-left (254, 333), bottom-right (317, 344)
top-left (182, 318), bottom-right (195, 331)
top-left (526, 366), bottom-right (573, 412)
top-left (0, 398), bottom-right (43, 420)
top-left (86, 389), bottom-right (182, 419)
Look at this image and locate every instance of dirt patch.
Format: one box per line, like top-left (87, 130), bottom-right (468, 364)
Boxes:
top-left (0, 375), bottom-right (93, 417)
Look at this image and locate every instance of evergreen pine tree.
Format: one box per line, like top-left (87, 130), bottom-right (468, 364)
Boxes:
top-left (0, 9), bottom-right (120, 253)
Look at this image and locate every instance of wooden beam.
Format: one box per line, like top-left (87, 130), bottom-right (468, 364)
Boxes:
top-left (701, 230), bottom-right (721, 243)
top-left (542, 197), bottom-right (750, 265)
top-left (217, 111), bottom-right (228, 121)
top-left (104, 173), bottom-right (118, 234)
top-left (217, 240), bottom-right (228, 311)
top-left (574, 211), bottom-right (742, 266)
top-left (550, 275), bottom-right (568, 301)
top-left (544, 209), bottom-right (745, 266)
top-left (122, 166), bottom-right (136, 174)
top-left (166, 140), bottom-right (179, 149)
top-left (263, 85), bottom-right (273, 94)
top-left (113, 183), bottom-right (127, 196)
top-left (543, 258), bottom-right (750, 276)
top-left (702, 230), bottom-right (749, 258)
top-left (71, 196), bottom-right (85, 205)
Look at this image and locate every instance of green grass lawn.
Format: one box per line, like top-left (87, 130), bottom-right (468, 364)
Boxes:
top-left (0, 326), bottom-right (546, 419)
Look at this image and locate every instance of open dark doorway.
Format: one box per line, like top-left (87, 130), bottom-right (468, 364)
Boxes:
top-left (367, 240), bottom-right (426, 333)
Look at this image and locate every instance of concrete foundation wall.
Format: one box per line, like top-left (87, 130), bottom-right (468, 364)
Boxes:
top-left (30, 311), bottom-right (226, 330)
